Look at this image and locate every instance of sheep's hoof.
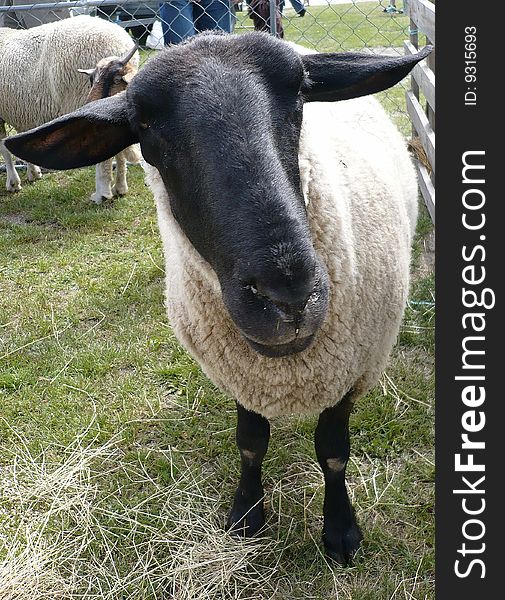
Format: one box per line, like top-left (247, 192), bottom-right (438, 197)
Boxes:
top-left (6, 178), bottom-right (21, 192)
top-left (90, 191), bottom-right (112, 204)
top-left (26, 166), bottom-right (42, 182)
top-left (226, 491), bottom-right (265, 538)
top-left (322, 521), bottom-right (363, 566)
top-left (112, 184), bottom-right (128, 197)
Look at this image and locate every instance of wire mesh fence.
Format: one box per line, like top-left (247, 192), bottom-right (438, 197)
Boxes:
top-left (0, 1), bottom-right (414, 130)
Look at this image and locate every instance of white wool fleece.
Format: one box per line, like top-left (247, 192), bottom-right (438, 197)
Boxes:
top-left (0, 15), bottom-right (138, 132)
top-left (145, 95), bottom-right (418, 419)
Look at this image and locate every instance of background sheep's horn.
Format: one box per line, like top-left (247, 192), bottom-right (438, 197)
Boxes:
top-left (120, 44), bottom-right (139, 66)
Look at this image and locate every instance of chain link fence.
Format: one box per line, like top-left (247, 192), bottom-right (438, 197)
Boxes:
top-left (2, 0), bottom-right (435, 215)
top-left (0, 1), bottom-right (414, 127)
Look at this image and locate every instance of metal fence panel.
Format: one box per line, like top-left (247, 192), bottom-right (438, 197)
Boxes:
top-left (1, 1), bottom-right (422, 171)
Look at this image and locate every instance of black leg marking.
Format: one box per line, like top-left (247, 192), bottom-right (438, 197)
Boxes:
top-left (227, 402), bottom-right (270, 537)
top-left (315, 392), bottom-right (362, 565)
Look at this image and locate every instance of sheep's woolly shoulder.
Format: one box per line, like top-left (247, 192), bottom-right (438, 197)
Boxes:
top-left (301, 97), bottom-right (418, 236)
top-left (145, 96), bottom-right (417, 419)
top-left (0, 16), bottom-right (137, 131)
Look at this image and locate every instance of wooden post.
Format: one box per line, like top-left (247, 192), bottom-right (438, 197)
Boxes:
top-left (404, 0), bottom-right (436, 221)
top-left (426, 41), bottom-right (435, 134)
top-left (409, 6), bottom-right (419, 139)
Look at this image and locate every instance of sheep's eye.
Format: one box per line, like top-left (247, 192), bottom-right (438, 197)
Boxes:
top-left (139, 122), bottom-right (150, 130)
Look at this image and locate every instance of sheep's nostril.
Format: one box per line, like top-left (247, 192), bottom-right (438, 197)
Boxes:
top-left (270, 297), bottom-right (308, 322)
top-left (244, 281), bottom-right (311, 321)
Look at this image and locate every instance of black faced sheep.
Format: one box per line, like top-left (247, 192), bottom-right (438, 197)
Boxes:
top-left (5, 32), bottom-right (432, 565)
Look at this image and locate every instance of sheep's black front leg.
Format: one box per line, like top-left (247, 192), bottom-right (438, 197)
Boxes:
top-left (227, 402), bottom-right (270, 537)
top-left (315, 393), bottom-right (362, 565)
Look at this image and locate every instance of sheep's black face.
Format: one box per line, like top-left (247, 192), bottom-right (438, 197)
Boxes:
top-left (129, 33), bottom-right (330, 357)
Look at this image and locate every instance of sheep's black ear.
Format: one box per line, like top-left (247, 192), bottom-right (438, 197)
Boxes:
top-left (301, 46), bottom-right (433, 102)
top-left (4, 92), bottom-right (138, 170)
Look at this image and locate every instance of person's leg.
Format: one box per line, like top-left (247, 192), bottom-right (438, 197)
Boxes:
top-left (160, 0), bottom-right (195, 45)
top-left (194, 0), bottom-right (233, 34)
top-left (247, 0), bottom-right (269, 32)
top-left (276, 0), bottom-right (284, 38)
top-left (288, 0), bottom-right (305, 15)
top-left (288, 0), bottom-right (305, 14)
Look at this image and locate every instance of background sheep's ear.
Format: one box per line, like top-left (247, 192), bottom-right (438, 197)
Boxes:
top-left (4, 93), bottom-right (138, 170)
top-left (301, 46), bottom-right (433, 102)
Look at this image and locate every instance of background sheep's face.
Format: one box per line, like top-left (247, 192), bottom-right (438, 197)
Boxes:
top-left (128, 33), bottom-right (330, 357)
top-left (79, 45), bottom-right (139, 103)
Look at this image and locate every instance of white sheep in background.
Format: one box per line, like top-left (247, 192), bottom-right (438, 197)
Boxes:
top-left (0, 14), bottom-right (139, 203)
top-left (5, 32), bottom-right (432, 565)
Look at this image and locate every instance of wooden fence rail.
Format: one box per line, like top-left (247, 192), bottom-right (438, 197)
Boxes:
top-left (404, 0), bottom-right (435, 222)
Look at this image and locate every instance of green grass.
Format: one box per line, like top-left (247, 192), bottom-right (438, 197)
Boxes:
top-left (282, 2), bottom-right (410, 52)
top-left (0, 179), bottom-right (434, 600)
top-left (1, 4), bottom-right (434, 598)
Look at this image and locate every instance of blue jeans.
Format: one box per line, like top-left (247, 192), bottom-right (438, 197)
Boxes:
top-left (160, 0), bottom-right (233, 45)
top-left (280, 0), bottom-right (305, 13)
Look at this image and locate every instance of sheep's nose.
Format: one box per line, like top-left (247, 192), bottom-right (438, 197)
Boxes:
top-left (248, 276), bottom-right (315, 321)
top-left (270, 297), bottom-right (308, 324)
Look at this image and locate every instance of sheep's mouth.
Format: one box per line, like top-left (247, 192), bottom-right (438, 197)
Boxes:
top-left (244, 333), bottom-right (315, 358)
top-left (220, 258), bottom-right (329, 359)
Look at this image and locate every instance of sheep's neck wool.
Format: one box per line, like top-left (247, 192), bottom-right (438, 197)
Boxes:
top-left (145, 96), bottom-right (417, 418)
